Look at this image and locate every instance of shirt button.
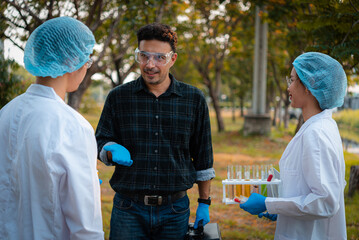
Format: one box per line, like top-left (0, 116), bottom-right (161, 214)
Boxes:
top-left (155, 99), bottom-right (159, 102)
top-left (155, 132), bottom-right (158, 136)
top-left (154, 149), bottom-right (158, 153)
top-left (153, 185), bottom-right (156, 189)
top-left (154, 167), bottom-right (157, 170)
top-left (155, 115), bottom-right (159, 119)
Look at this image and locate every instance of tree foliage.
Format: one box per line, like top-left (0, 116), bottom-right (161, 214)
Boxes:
top-left (2, 0), bottom-right (359, 132)
top-left (0, 52), bottom-right (26, 108)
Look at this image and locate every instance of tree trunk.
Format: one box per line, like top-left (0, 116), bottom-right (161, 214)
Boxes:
top-left (231, 89), bottom-right (235, 123)
top-left (205, 77), bottom-right (224, 132)
top-left (348, 165), bottom-right (359, 198)
top-left (278, 100), bottom-right (283, 128)
top-left (239, 96), bottom-right (244, 117)
top-left (211, 94), bottom-right (224, 132)
top-left (68, 72), bottom-right (93, 111)
top-left (272, 104), bottom-right (277, 126)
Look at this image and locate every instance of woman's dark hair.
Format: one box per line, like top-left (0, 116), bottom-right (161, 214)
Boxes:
top-left (137, 23), bottom-right (177, 52)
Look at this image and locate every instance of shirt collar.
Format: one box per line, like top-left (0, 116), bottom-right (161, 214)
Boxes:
top-left (295, 109), bottom-right (333, 137)
top-left (133, 73), bottom-right (183, 97)
top-left (26, 84), bottom-right (64, 102)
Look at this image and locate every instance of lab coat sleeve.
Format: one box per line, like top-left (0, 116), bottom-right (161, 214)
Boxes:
top-left (266, 128), bottom-right (342, 220)
top-left (53, 123), bottom-right (104, 239)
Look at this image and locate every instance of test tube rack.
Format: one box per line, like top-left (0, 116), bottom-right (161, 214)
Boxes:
top-left (222, 178), bottom-right (282, 204)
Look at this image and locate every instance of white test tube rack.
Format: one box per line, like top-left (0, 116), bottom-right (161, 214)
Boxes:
top-left (222, 178), bottom-right (282, 204)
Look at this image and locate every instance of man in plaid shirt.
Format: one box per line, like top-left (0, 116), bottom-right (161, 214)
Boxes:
top-left (96, 23), bottom-right (215, 240)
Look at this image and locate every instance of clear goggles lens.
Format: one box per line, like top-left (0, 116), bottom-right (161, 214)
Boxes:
top-left (286, 76), bottom-right (294, 87)
top-left (135, 48), bottom-right (173, 66)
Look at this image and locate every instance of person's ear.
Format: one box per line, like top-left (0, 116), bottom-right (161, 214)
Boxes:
top-left (169, 53), bottom-right (177, 67)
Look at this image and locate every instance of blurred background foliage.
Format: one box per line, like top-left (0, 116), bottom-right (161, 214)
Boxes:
top-left (1, 0), bottom-right (358, 132)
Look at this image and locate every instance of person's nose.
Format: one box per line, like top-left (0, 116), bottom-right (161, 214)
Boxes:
top-left (146, 56), bottom-right (156, 68)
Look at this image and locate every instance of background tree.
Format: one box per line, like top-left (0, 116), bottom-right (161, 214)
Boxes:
top-left (1, 0), bottom-right (186, 110)
top-left (2, 0), bottom-right (359, 134)
top-left (298, 0), bottom-right (359, 79)
top-left (264, 0), bottom-right (311, 128)
top-left (0, 49), bottom-right (26, 108)
top-left (177, 0), bottom-right (250, 132)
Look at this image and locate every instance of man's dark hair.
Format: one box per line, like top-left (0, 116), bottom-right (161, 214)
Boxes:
top-left (137, 23), bottom-right (177, 52)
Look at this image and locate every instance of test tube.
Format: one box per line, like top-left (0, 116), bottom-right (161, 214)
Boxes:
top-left (255, 165), bottom-right (260, 180)
top-left (235, 165), bottom-right (242, 197)
top-left (227, 165), bottom-right (231, 180)
top-left (261, 164), bottom-right (269, 196)
top-left (227, 165), bottom-right (235, 199)
top-left (267, 164), bottom-right (274, 197)
top-left (244, 165), bottom-right (251, 197)
top-left (253, 165), bottom-right (260, 193)
top-left (261, 164), bottom-right (265, 180)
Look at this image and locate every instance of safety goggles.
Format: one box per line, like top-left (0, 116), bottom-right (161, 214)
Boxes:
top-left (286, 76), bottom-right (294, 87)
top-left (135, 48), bottom-right (173, 66)
top-left (86, 58), bottom-right (93, 69)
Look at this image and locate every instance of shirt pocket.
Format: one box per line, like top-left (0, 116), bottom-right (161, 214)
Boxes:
top-left (171, 112), bottom-right (193, 146)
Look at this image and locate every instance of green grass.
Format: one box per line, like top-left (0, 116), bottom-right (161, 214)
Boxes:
top-left (334, 109), bottom-right (359, 130)
top-left (84, 109), bottom-right (359, 240)
top-left (334, 110), bottom-right (359, 143)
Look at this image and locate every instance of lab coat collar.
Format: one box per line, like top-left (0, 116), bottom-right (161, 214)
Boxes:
top-left (26, 84), bottom-right (64, 102)
top-left (280, 109), bottom-right (333, 161)
top-left (295, 109), bottom-right (332, 138)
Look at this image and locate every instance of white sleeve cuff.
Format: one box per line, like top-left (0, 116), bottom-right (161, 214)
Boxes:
top-left (265, 197), bottom-right (279, 214)
top-left (196, 168), bottom-right (215, 181)
top-left (99, 141), bottom-right (118, 166)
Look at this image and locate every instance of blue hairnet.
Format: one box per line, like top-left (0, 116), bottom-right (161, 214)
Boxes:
top-left (293, 52), bottom-right (347, 110)
top-left (24, 16), bottom-right (95, 78)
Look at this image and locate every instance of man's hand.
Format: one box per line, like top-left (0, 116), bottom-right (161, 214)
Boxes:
top-left (258, 212), bottom-right (277, 221)
top-left (194, 203), bottom-right (210, 229)
top-left (240, 193), bottom-right (266, 215)
top-left (104, 144), bottom-right (133, 166)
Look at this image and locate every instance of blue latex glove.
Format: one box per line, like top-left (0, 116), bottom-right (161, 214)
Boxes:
top-left (240, 193), bottom-right (266, 215)
top-left (194, 203), bottom-right (210, 229)
top-left (104, 144), bottom-right (133, 166)
top-left (258, 212), bottom-right (277, 221)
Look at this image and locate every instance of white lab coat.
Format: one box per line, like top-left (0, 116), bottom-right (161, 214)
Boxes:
top-left (266, 109), bottom-right (346, 240)
top-left (0, 84), bottom-right (104, 240)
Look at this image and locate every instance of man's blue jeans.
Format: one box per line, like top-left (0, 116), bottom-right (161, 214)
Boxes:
top-left (109, 192), bottom-right (190, 240)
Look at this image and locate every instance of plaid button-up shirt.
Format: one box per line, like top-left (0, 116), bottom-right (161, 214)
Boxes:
top-left (95, 74), bottom-right (215, 193)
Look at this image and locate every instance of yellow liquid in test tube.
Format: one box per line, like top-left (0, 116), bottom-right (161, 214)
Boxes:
top-left (243, 185), bottom-right (251, 197)
top-left (235, 165), bottom-right (242, 197)
top-left (236, 185), bottom-right (243, 196)
top-left (244, 165), bottom-right (251, 197)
